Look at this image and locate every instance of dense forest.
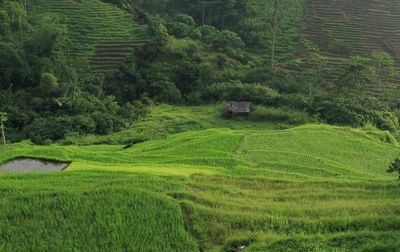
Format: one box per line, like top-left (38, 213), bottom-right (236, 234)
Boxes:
top-left (1, 0), bottom-right (400, 144)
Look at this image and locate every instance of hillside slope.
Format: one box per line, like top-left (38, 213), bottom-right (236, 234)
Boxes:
top-left (3, 125), bottom-right (398, 179)
top-left (30, 0), bottom-right (150, 73)
top-left (1, 125), bottom-right (400, 250)
top-left (305, 0), bottom-right (400, 61)
top-left (304, 0), bottom-right (400, 80)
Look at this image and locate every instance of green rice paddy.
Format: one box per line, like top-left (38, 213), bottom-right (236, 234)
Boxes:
top-left (29, 0), bottom-right (149, 72)
top-left (1, 118), bottom-right (399, 251)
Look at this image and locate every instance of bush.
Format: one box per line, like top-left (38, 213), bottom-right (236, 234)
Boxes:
top-left (201, 81), bottom-right (280, 105)
top-left (317, 99), bottom-right (366, 127)
top-left (367, 111), bottom-right (399, 133)
top-left (315, 98), bottom-right (399, 132)
top-left (249, 106), bottom-right (312, 125)
top-left (90, 112), bottom-right (120, 135)
top-left (72, 115), bottom-right (96, 134)
top-left (149, 80), bottom-right (182, 103)
top-left (387, 158), bottom-right (400, 180)
top-left (23, 117), bottom-right (71, 144)
top-left (198, 26), bottom-right (244, 54)
top-left (168, 14), bottom-right (199, 39)
top-left (118, 100), bottom-right (151, 124)
top-left (39, 72), bottom-right (58, 92)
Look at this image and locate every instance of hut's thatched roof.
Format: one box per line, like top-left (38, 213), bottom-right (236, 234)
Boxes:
top-left (229, 102), bottom-right (251, 113)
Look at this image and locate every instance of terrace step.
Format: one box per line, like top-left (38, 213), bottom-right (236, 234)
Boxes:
top-left (304, 0), bottom-right (400, 99)
top-left (29, 0), bottom-right (151, 73)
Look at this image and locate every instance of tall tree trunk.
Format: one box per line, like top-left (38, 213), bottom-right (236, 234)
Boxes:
top-left (1, 123), bottom-right (5, 145)
top-left (202, 5), bottom-right (205, 25)
top-left (222, 9), bottom-right (225, 27)
top-left (270, 0), bottom-right (278, 73)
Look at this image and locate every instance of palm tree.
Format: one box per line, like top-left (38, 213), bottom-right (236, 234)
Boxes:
top-left (0, 112), bottom-right (8, 145)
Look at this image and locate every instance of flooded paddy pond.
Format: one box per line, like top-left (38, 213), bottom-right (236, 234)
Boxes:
top-left (0, 158), bottom-right (70, 172)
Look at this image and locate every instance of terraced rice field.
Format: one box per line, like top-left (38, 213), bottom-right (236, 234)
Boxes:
top-left (305, 0), bottom-right (400, 59)
top-left (1, 125), bottom-right (399, 250)
top-left (304, 0), bottom-right (400, 96)
top-left (29, 0), bottom-right (150, 73)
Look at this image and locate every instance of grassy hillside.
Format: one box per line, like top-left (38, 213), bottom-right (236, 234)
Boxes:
top-left (62, 104), bottom-right (286, 145)
top-left (30, 0), bottom-right (149, 73)
top-left (1, 124), bottom-right (399, 250)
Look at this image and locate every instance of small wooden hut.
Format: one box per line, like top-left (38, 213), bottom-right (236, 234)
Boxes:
top-left (220, 102), bottom-right (251, 118)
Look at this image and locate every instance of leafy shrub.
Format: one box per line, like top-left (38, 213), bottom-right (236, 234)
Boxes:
top-left (198, 26), bottom-right (244, 54)
top-left (168, 14), bottom-right (199, 39)
top-left (249, 106), bottom-right (312, 125)
top-left (20, 93), bottom-right (151, 144)
top-left (175, 14), bottom-right (196, 26)
top-left (23, 117), bottom-right (71, 144)
top-left (315, 98), bottom-right (399, 132)
top-left (149, 80), bottom-right (182, 103)
top-left (367, 111), bottom-right (399, 133)
top-left (387, 158), bottom-right (400, 180)
top-left (39, 72), bottom-right (58, 92)
top-left (317, 99), bottom-right (366, 127)
top-left (117, 99), bottom-right (152, 124)
top-left (72, 115), bottom-right (96, 134)
top-left (90, 112), bottom-right (119, 135)
top-left (198, 25), bottom-right (219, 44)
top-left (201, 81), bottom-right (280, 105)
top-left (236, 22), bottom-right (266, 48)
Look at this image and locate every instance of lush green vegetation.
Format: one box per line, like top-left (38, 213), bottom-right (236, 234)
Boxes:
top-left (62, 103), bottom-right (299, 145)
top-left (1, 124), bottom-right (400, 250)
top-left (2, 0), bottom-right (400, 251)
top-left (2, 0), bottom-right (400, 144)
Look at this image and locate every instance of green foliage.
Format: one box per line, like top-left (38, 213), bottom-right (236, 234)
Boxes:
top-left (39, 73), bottom-right (58, 92)
top-left (201, 81), bottom-right (280, 105)
top-left (335, 52), bottom-right (398, 99)
top-left (168, 14), bottom-right (199, 39)
top-left (199, 26), bottom-right (244, 54)
top-left (387, 158), bottom-right (400, 180)
top-left (315, 97), bottom-right (399, 132)
top-left (149, 21), bottom-right (171, 48)
top-left (307, 51), bottom-right (400, 132)
top-left (0, 112), bottom-right (7, 122)
top-left (2, 0), bottom-right (400, 145)
top-left (0, 0), bottom-right (30, 35)
top-left (62, 103), bottom-right (283, 145)
top-left (0, 42), bottom-right (29, 89)
top-left (249, 106), bottom-right (312, 125)
top-left (16, 93), bottom-right (150, 144)
top-left (168, 0), bottom-right (250, 28)
top-left (150, 80), bottom-right (182, 103)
